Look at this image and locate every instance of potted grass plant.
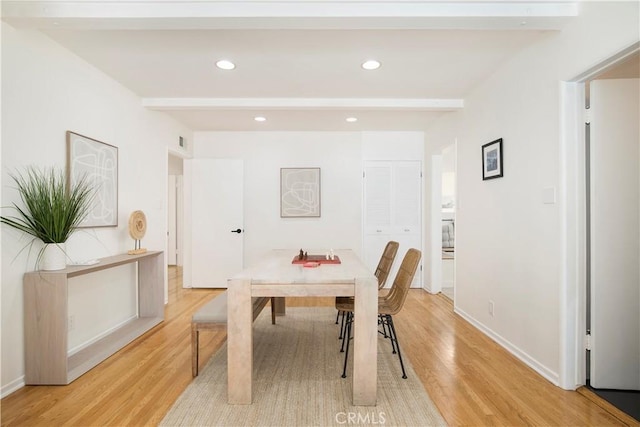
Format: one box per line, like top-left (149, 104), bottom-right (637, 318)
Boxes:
top-left (1, 166), bottom-right (94, 270)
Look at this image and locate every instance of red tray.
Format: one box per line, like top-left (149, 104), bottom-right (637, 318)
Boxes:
top-left (292, 255), bottom-right (341, 264)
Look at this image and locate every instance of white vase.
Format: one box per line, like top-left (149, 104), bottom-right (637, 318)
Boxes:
top-left (40, 243), bottom-right (67, 271)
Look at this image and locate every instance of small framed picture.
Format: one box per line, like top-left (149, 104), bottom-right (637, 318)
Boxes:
top-left (482, 138), bottom-right (503, 180)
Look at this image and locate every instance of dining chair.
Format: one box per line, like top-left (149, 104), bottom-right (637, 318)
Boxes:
top-left (338, 248), bottom-right (421, 379)
top-left (335, 241), bottom-right (399, 338)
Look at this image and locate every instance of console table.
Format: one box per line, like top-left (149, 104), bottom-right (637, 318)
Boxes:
top-left (23, 251), bottom-right (164, 385)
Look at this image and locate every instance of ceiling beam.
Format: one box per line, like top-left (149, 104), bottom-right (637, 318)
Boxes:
top-left (1, 1), bottom-right (578, 30)
top-left (141, 97), bottom-right (464, 111)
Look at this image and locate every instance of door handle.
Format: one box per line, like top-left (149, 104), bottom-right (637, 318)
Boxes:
top-left (231, 228), bottom-right (242, 234)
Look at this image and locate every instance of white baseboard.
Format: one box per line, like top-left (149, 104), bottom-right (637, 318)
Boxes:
top-left (1, 376), bottom-right (25, 398)
top-left (454, 306), bottom-right (559, 386)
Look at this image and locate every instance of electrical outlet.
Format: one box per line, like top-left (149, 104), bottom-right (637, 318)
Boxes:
top-left (489, 301), bottom-right (494, 317)
top-left (68, 314), bottom-right (75, 332)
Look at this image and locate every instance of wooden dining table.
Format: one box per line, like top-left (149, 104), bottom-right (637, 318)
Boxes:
top-left (227, 249), bottom-right (378, 406)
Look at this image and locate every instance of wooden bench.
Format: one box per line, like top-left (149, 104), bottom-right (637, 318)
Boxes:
top-left (191, 292), bottom-right (276, 377)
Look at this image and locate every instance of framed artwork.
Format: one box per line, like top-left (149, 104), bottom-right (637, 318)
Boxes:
top-left (280, 167), bottom-right (321, 218)
top-left (67, 131), bottom-right (118, 227)
top-left (482, 138), bottom-right (503, 180)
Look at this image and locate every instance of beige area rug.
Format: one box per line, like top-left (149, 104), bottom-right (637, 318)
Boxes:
top-left (161, 307), bottom-right (447, 427)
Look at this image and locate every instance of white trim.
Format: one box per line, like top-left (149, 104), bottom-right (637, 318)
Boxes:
top-left (1, 2), bottom-right (577, 31)
top-left (168, 146), bottom-right (192, 160)
top-left (570, 42), bottom-right (640, 83)
top-left (452, 138), bottom-right (458, 303)
top-left (182, 158), bottom-right (193, 289)
top-left (455, 307), bottom-right (560, 386)
top-left (558, 80), bottom-right (587, 390)
top-left (428, 155), bottom-right (443, 294)
top-left (143, 98), bottom-right (464, 111)
top-left (1, 377), bottom-right (25, 399)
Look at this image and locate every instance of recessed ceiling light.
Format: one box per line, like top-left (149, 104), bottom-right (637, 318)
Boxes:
top-left (346, 117), bottom-right (358, 123)
top-left (216, 59), bottom-right (236, 70)
top-left (254, 116), bottom-right (266, 122)
top-left (361, 60), bottom-right (381, 70)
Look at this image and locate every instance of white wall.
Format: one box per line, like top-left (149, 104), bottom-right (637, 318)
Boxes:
top-left (192, 132), bottom-right (364, 268)
top-left (361, 131), bottom-right (424, 161)
top-left (191, 131), bottom-right (425, 279)
top-left (424, 1), bottom-right (639, 387)
top-left (1, 25), bottom-right (193, 395)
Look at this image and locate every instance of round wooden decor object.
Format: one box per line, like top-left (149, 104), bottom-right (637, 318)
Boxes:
top-left (128, 210), bottom-right (147, 240)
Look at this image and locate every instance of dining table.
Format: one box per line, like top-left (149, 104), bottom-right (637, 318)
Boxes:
top-left (226, 249), bottom-right (378, 406)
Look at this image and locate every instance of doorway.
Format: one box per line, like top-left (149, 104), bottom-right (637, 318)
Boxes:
top-left (168, 152), bottom-right (185, 304)
top-left (585, 54), bottom-right (640, 420)
top-left (561, 44), bottom-right (640, 418)
top-left (441, 144), bottom-right (456, 301)
top-left (428, 144), bottom-right (457, 299)
top-left (168, 153), bottom-right (184, 268)
top-left (560, 42), bottom-right (639, 407)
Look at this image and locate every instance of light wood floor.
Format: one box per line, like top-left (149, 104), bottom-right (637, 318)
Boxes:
top-left (1, 267), bottom-right (638, 426)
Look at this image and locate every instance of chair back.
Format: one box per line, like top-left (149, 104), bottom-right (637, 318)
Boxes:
top-left (374, 241), bottom-right (400, 289)
top-left (382, 248), bottom-right (421, 315)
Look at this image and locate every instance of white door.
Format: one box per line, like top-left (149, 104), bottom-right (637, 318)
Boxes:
top-left (391, 161), bottom-right (422, 287)
top-left (189, 159), bottom-right (244, 288)
top-left (363, 163), bottom-right (393, 275)
top-left (590, 78), bottom-right (640, 390)
top-left (363, 161), bottom-right (422, 288)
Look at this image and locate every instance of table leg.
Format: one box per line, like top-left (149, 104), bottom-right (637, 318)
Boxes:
top-left (227, 278), bottom-right (253, 404)
top-left (272, 296), bottom-right (286, 316)
top-left (353, 276), bottom-right (378, 405)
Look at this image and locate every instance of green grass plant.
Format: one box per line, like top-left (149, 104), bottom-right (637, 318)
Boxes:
top-left (1, 167), bottom-right (95, 244)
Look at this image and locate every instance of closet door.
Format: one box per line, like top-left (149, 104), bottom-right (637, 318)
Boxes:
top-left (391, 161), bottom-right (422, 287)
top-left (364, 162), bottom-right (393, 270)
top-left (363, 161), bottom-right (422, 287)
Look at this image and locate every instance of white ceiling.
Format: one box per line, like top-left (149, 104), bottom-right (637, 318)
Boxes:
top-left (1, 1), bottom-right (579, 132)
